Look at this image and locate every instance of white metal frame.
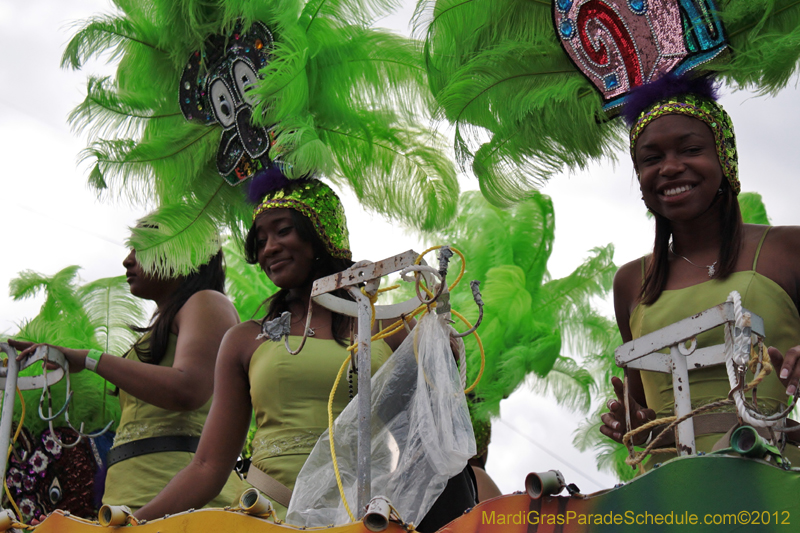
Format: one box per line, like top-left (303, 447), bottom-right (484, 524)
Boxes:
top-left (615, 301), bottom-right (764, 456)
top-left (309, 250), bottom-right (430, 516)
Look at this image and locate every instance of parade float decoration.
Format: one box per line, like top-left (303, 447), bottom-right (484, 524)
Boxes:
top-left (3, 0), bottom-right (800, 531)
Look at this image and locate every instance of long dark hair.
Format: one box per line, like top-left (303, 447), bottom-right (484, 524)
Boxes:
top-left (132, 250), bottom-right (227, 364)
top-left (245, 210), bottom-right (354, 345)
top-left (640, 180), bottom-right (743, 305)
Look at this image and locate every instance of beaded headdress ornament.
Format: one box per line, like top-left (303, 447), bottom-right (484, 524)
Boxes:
top-left (628, 90), bottom-right (739, 195)
top-left (64, 0), bottom-right (458, 276)
top-left (253, 179), bottom-right (351, 260)
top-left (418, 0), bottom-right (799, 205)
top-left (554, 0), bottom-right (727, 111)
top-left (179, 20), bottom-right (278, 185)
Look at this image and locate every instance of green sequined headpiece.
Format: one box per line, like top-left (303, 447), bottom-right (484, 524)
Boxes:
top-left (253, 180), bottom-right (351, 260)
top-left (62, 0), bottom-right (459, 277)
top-left (630, 95), bottom-right (740, 195)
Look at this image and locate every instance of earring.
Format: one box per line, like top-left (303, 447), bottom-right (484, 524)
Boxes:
top-left (717, 187), bottom-right (723, 196)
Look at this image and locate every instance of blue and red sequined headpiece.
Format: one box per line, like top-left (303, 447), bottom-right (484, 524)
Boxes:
top-left (554, 0), bottom-right (727, 111)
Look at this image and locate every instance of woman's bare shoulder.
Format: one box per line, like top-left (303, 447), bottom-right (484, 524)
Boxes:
top-left (614, 257), bottom-right (645, 300)
top-left (761, 225), bottom-right (800, 251)
top-left (184, 289), bottom-right (236, 310)
top-left (613, 257), bottom-right (646, 342)
top-left (172, 290), bottom-right (239, 334)
top-left (223, 319), bottom-right (262, 342)
top-left (213, 320), bottom-right (264, 372)
top-left (748, 224), bottom-right (800, 304)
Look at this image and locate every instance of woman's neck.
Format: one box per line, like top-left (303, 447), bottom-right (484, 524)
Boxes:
top-left (152, 279), bottom-right (184, 312)
top-left (287, 286), bottom-right (312, 309)
top-left (669, 204), bottom-right (724, 258)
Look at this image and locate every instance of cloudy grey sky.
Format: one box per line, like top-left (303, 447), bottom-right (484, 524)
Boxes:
top-left (2, 0), bottom-right (799, 496)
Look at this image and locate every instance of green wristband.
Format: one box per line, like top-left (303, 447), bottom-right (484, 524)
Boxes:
top-left (86, 349), bottom-right (103, 372)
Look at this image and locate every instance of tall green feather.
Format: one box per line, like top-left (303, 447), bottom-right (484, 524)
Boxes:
top-left (415, 0), bottom-right (800, 206)
top-left (423, 191), bottom-right (617, 423)
top-left (64, 0), bottom-right (459, 275)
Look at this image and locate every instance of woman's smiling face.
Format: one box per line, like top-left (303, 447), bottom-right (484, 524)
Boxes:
top-left (253, 208), bottom-right (316, 290)
top-left (635, 114), bottom-right (724, 222)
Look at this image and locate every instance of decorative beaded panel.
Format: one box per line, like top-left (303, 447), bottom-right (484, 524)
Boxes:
top-left (553, 0), bottom-right (727, 110)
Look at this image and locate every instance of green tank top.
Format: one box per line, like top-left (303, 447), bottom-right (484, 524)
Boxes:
top-left (631, 228), bottom-right (800, 419)
top-left (104, 333), bottom-right (245, 510)
top-left (248, 336), bottom-right (393, 492)
top-left (113, 334), bottom-right (209, 446)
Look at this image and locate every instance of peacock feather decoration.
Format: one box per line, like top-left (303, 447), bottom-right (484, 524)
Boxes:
top-left (64, 0), bottom-right (460, 276)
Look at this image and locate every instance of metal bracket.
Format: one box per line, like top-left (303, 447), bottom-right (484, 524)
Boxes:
top-left (310, 250), bottom-right (431, 517)
top-left (615, 301), bottom-right (765, 456)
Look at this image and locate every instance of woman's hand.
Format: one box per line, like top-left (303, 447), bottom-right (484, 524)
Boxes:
top-left (600, 376), bottom-right (656, 444)
top-left (7, 339), bottom-right (87, 372)
top-left (768, 346), bottom-right (800, 396)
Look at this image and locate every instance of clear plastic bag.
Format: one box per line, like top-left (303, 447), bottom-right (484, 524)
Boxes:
top-left (286, 313), bottom-right (476, 526)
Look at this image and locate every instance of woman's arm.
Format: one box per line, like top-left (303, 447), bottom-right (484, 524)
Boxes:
top-left (599, 261), bottom-right (655, 444)
top-left (135, 323), bottom-right (255, 520)
top-left (756, 225), bottom-right (800, 396)
top-left (10, 290), bottom-right (239, 411)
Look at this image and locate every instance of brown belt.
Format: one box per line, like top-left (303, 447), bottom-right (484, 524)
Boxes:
top-left (650, 413), bottom-right (800, 447)
top-left (246, 463), bottom-right (293, 508)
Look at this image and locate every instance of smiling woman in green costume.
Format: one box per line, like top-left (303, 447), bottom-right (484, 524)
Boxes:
top-left (136, 178), bottom-right (478, 530)
top-left (600, 75), bottom-right (800, 463)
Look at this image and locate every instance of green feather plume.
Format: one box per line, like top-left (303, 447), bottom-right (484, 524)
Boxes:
top-left (65, 0), bottom-right (459, 275)
top-left (415, 0), bottom-right (800, 205)
top-left (422, 191), bottom-right (617, 422)
top-left (6, 267), bottom-right (148, 436)
top-left (717, 0), bottom-right (800, 94)
top-left (738, 191), bottom-right (771, 224)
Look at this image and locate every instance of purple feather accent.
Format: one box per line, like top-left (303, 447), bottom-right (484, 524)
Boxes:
top-left (247, 167), bottom-right (292, 204)
top-left (621, 73), bottom-right (720, 127)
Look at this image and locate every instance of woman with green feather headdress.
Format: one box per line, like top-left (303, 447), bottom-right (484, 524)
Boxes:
top-left (64, 0), bottom-right (459, 278)
top-left (60, 0), bottom-right (477, 524)
top-left (10, 222), bottom-right (246, 513)
top-left (133, 178), bottom-right (478, 529)
top-left (417, 0), bottom-right (800, 468)
top-left (600, 73), bottom-right (800, 468)
top-left (415, 0), bottom-right (800, 205)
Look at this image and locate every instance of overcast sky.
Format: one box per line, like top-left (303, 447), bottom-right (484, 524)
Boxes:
top-left (2, 0), bottom-right (799, 496)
